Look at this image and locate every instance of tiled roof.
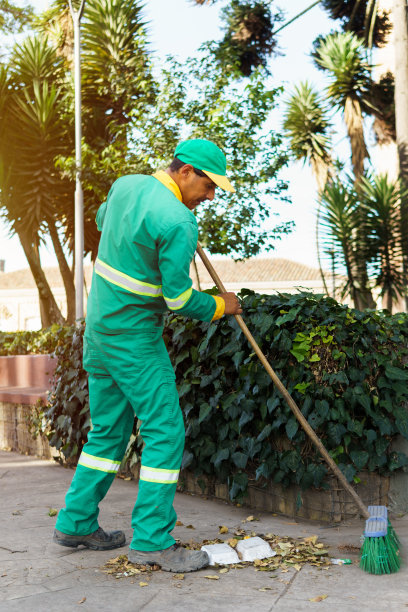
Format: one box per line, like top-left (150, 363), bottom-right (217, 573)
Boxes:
top-left (192, 257), bottom-right (330, 284)
top-left (0, 258), bottom-right (331, 290)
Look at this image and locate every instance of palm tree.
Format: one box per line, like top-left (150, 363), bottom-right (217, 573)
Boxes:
top-left (284, 81), bottom-right (332, 194)
top-left (283, 81), bottom-right (332, 295)
top-left (0, 0), bottom-right (156, 325)
top-left (320, 180), bottom-right (363, 306)
top-left (38, 0), bottom-right (156, 261)
top-left (315, 31), bottom-right (377, 308)
top-left (359, 173), bottom-right (408, 310)
top-left (315, 31), bottom-right (372, 182)
top-left (0, 36), bottom-right (70, 326)
top-left (392, 0), bottom-right (408, 310)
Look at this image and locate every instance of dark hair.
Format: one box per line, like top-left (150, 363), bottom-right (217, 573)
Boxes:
top-left (169, 156), bottom-right (206, 177)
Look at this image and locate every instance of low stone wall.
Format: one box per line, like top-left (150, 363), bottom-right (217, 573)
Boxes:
top-left (0, 401), bottom-right (55, 459)
top-left (178, 470), bottom-right (390, 523)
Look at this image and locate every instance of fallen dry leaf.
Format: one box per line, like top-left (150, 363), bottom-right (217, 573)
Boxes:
top-left (77, 597), bottom-right (86, 604)
top-left (309, 595), bottom-right (328, 602)
top-left (219, 568), bottom-right (229, 574)
top-left (48, 508), bottom-right (58, 517)
top-left (173, 574), bottom-right (184, 580)
top-left (186, 525), bottom-right (195, 530)
top-left (219, 526), bottom-right (229, 534)
top-left (259, 587), bottom-right (274, 592)
top-left (246, 515), bottom-right (255, 522)
top-left (204, 575), bottom-right (220, 580)
top-left (139, 582), bottom-right (149, 587)
top-left (175, 521), bottom-right (184, 526)
top-left (227, 538), bottom-right (238, 548)
top-left (304, 535), bottom-right (318, 545)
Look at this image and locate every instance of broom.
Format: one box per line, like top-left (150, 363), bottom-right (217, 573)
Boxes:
top-left (196, 242), bottom-right (400, 575)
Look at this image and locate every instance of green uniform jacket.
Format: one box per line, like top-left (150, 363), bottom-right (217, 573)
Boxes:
top-left (86, 174), bottom-right (217, 333)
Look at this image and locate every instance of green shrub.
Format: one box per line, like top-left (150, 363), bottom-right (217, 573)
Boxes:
top-left (45, 320), bottom-right (90, 462)
top-left (4, 291), bottom-right (408, 502)
top-left (0, 326), bottom-right (60, 355)
top-left (166, 291), bottom-right (408, 500)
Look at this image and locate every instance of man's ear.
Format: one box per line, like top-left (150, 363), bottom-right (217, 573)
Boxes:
top-left (178, 164), bottom-right (194, 179)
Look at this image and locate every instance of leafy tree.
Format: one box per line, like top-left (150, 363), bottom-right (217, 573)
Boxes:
top-left (214, 0), bottom-right (282, 76)
top-left (320, 0), bottom-right (392, 48)
top-left (0, 0), bottom-right (33, 35)
top-left (141, 49), bottom-right (292, 259)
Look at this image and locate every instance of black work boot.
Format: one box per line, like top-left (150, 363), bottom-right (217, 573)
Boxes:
top-left (53, 527), bottom-right (126, 551)
top-left (128, 544), bottom-right (209, 572)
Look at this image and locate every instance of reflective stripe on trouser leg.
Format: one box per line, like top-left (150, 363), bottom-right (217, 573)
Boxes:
top-left (55, 352), bottom-right (135, 536)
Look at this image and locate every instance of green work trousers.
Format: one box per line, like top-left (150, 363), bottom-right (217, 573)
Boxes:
top-left (55, 327), bottom-right (185, 551)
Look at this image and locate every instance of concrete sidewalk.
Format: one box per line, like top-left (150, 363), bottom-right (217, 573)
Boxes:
top-left (0, 450), bottom-right (407, 612)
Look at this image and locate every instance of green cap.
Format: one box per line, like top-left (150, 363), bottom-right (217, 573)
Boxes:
top-left (174, 139), bottom-right (235, 193)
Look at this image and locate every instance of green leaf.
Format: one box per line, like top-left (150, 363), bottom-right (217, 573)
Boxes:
top-left (238, 411), bottom-right (253, 429)
top-left (211, 448), bottom-right (230, 469)
top-left (385, 364), bottom-right (408, 380)
top-left (350, 450), bottom-right (369, 470)
top-left (257, 424), bottom-right (272, 442)
top-left (285, 418), bottom-right (298, 440)
top-left (198, 403), bottom-right (212, 424)
top-left (231, 451), bottom-right (248, 469)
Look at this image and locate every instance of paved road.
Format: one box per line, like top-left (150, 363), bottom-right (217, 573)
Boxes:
top-left (0, 450), bottom-right (407, 611)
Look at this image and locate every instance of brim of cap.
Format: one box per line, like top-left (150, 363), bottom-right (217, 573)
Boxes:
top-left (202, 170), bottom-right (236, 193)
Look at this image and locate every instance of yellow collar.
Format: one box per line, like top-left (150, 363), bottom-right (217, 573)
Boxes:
top-left (153, 170), bottom-right (182, 202)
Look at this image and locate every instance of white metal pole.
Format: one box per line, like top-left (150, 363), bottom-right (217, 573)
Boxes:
top-left (69, 0), bottom-right (86, 320)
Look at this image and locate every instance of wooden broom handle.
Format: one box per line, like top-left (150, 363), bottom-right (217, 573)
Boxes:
top-left (196, 242), bottom-right (370, 519)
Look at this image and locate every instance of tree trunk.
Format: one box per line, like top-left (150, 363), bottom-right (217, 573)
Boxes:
top-left (343, 98), bottom-right (376, 309)
top-left (47, 218), bottom-right (76, 324)
top-left (311, 157), bottom-right (330, 296)
top-left (18, 230), bottom-right (65, 327)
top-left (393, 0), bottom-right (408, 311)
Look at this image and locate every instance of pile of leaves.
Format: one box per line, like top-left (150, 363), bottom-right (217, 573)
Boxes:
top-left (101, 529), bottom-right (331, 581)
top-left (102, 555), bottom-right (161, 582)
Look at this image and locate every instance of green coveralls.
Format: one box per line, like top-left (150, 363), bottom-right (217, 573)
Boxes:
top-left (55, 173), bottom-right (218, 551)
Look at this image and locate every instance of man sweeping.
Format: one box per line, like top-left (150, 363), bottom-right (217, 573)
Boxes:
top-left (53, 139), bottom-right (242, 573)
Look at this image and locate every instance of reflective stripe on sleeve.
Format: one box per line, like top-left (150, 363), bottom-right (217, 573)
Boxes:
top-left (163, 287), bottom-right (193, 310)
top-left (78, 451), bottom-right (121, 474)
top-left (139, 465), bottom-right (179, 484)
top-left (95, 258), bottom-right (163, 297)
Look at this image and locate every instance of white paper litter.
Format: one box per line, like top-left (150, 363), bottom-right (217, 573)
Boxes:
top-left (201, 543), bottom-right (240, 566)
top-left (236, 536), bottom-right (276, 562)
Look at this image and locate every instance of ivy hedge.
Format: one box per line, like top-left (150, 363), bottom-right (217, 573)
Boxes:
top-left (2, 291), bottom-right (408, 501)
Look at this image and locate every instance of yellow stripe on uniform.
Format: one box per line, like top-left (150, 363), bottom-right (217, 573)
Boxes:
top-left (95, 258), bottom-right (163, 298)
top-left (78, 451), bottom-right (121, 474)
top-left (163, 287), bottom-right (193, 310)
top-left (139, 465), bottom-right (179, 484)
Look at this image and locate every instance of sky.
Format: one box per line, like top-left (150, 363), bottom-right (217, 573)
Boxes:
top-left (0, 0), bottom-right (342, 273)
